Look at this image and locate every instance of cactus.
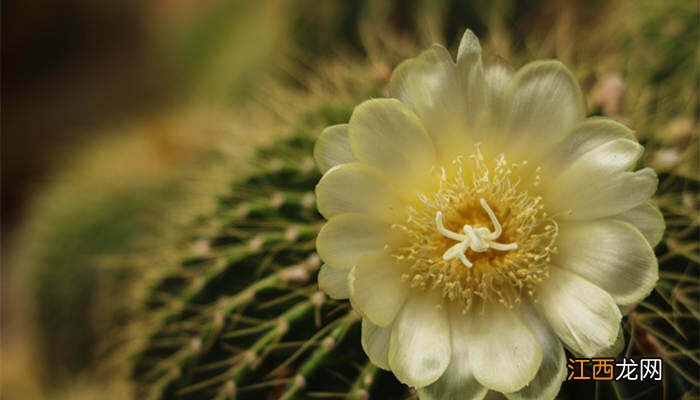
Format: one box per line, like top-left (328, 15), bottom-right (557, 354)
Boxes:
top-left (129, 105), bottom-right (414, 400)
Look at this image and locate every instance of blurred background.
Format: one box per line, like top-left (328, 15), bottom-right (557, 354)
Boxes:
top-left (2, 0), bottom-right (698, 399)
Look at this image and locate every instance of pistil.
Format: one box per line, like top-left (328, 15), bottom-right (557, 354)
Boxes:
top-left (436, 198), bottom-right (518, 268)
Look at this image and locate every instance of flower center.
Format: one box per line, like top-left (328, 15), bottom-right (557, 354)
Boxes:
top-left (436, 199), bottom-right (518, 268)
top-left (392, 148), bottom-right (558, 311)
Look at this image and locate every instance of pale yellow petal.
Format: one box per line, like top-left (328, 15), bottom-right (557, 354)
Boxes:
top-left (316, 214), bottom-right (401, 270)
top-left (315, 162), bottom-right (404, 221)
top-left (317, 264), bottom-right (350, 299)
top-left (611, 202), bottom-right (665, 247)
top-left (543, 117), bottom-right (637, 172)
top-left (598, 326), bottom-right (626, 358)
top-left (456, 29), bottom-right (482, 65)
top-left (456, 29), bottom-right (488, 127)
top-left (418, 303), bottom-right (488, 400)
top-left (467, 303), bottom-right (542, 393)
top-left (388, 45), bottom-right (470, 160)
top-left (546, 139), bottom-right (658, 220)
top-left (349, 98), bottom-right (435, 192)
top-left (484, 63), bottom-right (513, 125)
top-left (507, 60), bottom-right (585, 155)
top-left (313, 124), bottom-right (355, 173)
top-left (350, 251), bottom-right (409, 326)
top-left (556, 220), bottom-right (658, 307)
top-left (505, 304), bottom-right (566, 400)
top-left (389, 290), bottom-right (451, 388)
top-left (361, 318), bottom-right (392, 370)
top-left (536, 267), bottom-right (622, 358)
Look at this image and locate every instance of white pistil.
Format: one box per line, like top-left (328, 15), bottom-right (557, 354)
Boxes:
top-left (435, 198), bottom-right (518, 268)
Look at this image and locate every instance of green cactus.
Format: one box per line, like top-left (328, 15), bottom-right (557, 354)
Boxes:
top-left (129, 105), bottom-right (415, 400)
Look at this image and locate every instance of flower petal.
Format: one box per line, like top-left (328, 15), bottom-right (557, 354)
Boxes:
top-left (546, 138), bottom-right (658, 220)
top-left (484, 63), bottom-right (513, 124)
top-left (361, 318), bottom-right (392, 370)
top-left (556, 219), bottom-right (658, 307)
top-left (315, 162), bottom-right (404, 221)
top-left (316, 214), bottom-right (401, 270)
top-left (507, 60), bottom-right (585, 155)
top-left (313, 124), bottom-right (355, 173)
top-left (389, 290), bottom-right (451, 388)
top-left (456, 29), bottom-right (487, 125)
top-left (467, 303), bottom-right (542, 393)
top-left (536, 267), bottom-right (622, 357)
top-left (317, 264), bottom-right (350, 299)
top-left (456, 29), bottom-right (482, 65)
top-left (598, 326), bottom-right (626, 357)
top-left (543, 117), bottom-right (637, 172)
top-left (505, 304), bottom-right (566, 400)
top-left (418, 304), bottom-right (488, 400)
top-left (349, 98), bottom-right (436, 192)
top-left (611, 202), bottom-right (665, 247)
top-left (350, 251), bottom-right (409, 326)
top-left (388, 45), bottom-right (470, 160)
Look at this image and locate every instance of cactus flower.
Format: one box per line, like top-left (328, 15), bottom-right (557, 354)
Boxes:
top-left (313, 30), bottom-right (663, 399)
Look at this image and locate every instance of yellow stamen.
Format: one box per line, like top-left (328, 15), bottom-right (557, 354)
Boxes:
top-left (393, 148), bottom-right (558, 311)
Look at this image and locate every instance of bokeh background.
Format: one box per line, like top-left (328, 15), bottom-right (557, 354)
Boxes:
top-left (2, 0), bottom-right (698, 399)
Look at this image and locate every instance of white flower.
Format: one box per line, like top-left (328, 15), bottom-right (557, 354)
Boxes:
top-left (313, 30), bottom-right (664, 399)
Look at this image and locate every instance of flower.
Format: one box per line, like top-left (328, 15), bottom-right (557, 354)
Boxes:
top-left (313, 30), bottom-right (664, 400)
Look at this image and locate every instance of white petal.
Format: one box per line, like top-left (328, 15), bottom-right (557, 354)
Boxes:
top-left (456, 29), bottom-right (487, 125)
top-left (466, 303), bottom-right (542, 393)
top-left (598, 326), bottom-right (626, 358)
top-left (507, 60), bottom-right (585, 154)
top-left (505, 304), bottom-right (566, 400)
top-left (350, 251), bottom-right (409, 326)
top-left (536, 267), bottom-right (622, 357)
top-left (349, 98), bottom-right (436, 191)
top-left (315, 162), bottom-right (404, 221)
top-left (612, 202), bottom-right (665, 247)
top-left (317, 264), bottom-right (350, 299)
top-left (543, 117), bottom-right (637, 173)
top-left (313, 124), bottom-right (355, 173)
top-left (388, 45), bottom-right (470, 160)
top-left (484, 63), bottom-right (514, 125)
top-left (419, 304), bottom-right (488, 400)
top-left (361, 318), bottom-right (392, 370)
top-left (556, 219), bottom-right (658, 307)
top-left (457, 29), bottom-right (482, 64)
top-left (546, 139), bottom-right (658, 220)
top-left (316, 214), bottom-right (401, 270)
top-left (389, 290), bottom-right (451, 388)
top-left (389, 45), bottom-right (457, 123)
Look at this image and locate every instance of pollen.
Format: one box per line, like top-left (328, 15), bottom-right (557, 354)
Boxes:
top-left (392, 148), bottom-right (558, 311)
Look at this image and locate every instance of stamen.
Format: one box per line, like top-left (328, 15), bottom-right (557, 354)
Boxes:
top-left (393, 150), bottom-right (558, 310)
top-left (436, 198), bottom-right (518, 268)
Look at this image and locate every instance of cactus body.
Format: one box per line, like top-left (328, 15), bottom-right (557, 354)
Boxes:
top-left (130, 107), bottom-right (414, 400)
